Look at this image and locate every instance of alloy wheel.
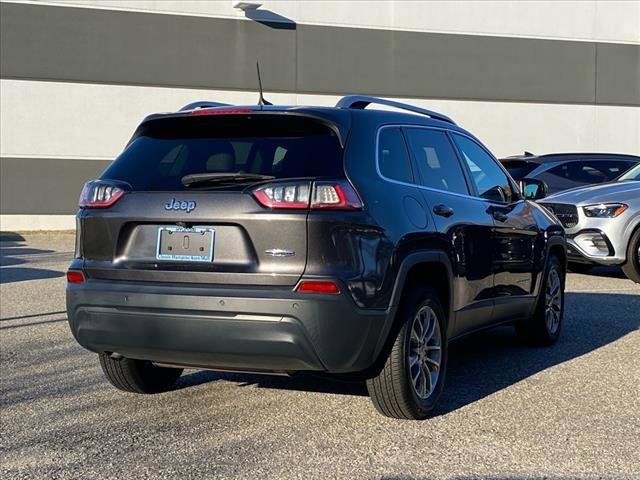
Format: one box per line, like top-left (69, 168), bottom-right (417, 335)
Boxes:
top-left (545, 267), bottom-right (562, 334)
top-left (408, 305), bottom-right (442, 399)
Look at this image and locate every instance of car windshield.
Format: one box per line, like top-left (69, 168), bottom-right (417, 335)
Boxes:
top-left (616, 164), bottom-right (640, 182)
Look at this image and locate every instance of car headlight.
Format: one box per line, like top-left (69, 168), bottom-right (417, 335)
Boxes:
top-left (582, 203), bottom-right (628, 218)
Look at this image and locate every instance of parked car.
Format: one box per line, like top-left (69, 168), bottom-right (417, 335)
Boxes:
top-left (66, 96), bottom-right (566, 420)
top-left (500, 152), bottom-right (639, 195)
top-left (540, 164), bottom-right (640, 282)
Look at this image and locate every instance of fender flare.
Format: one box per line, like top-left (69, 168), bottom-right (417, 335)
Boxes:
top-left (545, 234), bottom-right (567, 267)
top-left (372, 250), bottom-right (454, 365)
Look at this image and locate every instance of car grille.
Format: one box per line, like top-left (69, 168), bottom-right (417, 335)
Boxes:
top-left (541, 203), bottom-right (579, 228)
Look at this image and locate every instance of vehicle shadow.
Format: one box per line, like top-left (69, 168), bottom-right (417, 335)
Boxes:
top-left (178, 292), bottom-right (639, 413)
top-left (583, 265), bottom-right (627, 279)
top-left (0, 233), bottom-right (66, 284)
top-left (0, 268), bottom-right (65, 283)
top-left (0, 232), bottom-right (26, 242)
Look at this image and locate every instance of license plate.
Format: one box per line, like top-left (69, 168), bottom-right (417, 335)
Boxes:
top-left (156, 227), bottom-right (215, 262)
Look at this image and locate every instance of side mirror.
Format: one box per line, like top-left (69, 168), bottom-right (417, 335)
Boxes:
top-left (519, 178), bottom-right (548, 200)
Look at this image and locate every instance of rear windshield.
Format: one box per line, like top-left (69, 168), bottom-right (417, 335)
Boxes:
top-left (501, 160), bottom-right (538, 180)
top-left (101, 115), bottom-right (344, 191)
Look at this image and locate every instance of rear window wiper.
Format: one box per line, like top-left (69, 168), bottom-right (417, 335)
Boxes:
top-left (181, 172), bottom-right (275, 188)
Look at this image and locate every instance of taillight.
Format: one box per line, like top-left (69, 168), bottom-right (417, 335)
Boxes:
top-left (253, 182), bottom-right (311, 209)
top-left (66, 270), bottom-right (85, 284)
top-left (311, 181), bottom-right (362, 210)
top-left (296, 280), bottom-right (340, 294)
top-left (78, 180), bottom-right (125, 209)
top-left (252, 180), bottom-right (362, 210)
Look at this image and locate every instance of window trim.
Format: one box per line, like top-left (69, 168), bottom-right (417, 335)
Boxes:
top-left (375, 124), bottom-right (516, 204)
top-left (377, 125), bottom-right (416, 184)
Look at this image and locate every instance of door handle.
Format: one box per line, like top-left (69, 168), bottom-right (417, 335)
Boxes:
top-left (433, 204), bottom-right (454, 218)
top-left (487, 206), bottom-right (508, 222)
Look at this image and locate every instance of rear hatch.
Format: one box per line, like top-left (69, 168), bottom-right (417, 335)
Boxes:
top-left (78, 111), bottom-right (347, 287)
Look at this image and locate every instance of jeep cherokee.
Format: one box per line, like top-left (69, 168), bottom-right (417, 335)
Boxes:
top-left (67, 96), bottom-right (566, 419)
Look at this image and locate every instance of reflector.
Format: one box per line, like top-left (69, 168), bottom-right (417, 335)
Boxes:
top-left (66, 271), bottom-right (85, 284)
top-left (296, 280), bottom-right (340, 294)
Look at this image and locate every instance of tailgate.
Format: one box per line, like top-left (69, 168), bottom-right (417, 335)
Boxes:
top-left (78, 112), bottom-right (345, 287)
top-left (81, 191), bottom-right (307, 286)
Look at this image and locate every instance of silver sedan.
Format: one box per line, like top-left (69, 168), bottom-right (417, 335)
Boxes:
top-left (540, 165), bottom-right (640, 282)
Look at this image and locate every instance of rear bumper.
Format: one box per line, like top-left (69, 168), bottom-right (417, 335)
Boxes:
top-left (66, 280), bottom-right (388, 373)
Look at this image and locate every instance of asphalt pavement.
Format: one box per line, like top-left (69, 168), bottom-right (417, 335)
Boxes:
top-left (1, 233), bottom-right (638, 480)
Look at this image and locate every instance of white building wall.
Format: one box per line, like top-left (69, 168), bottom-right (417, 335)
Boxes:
top-left (17, 0), bottom-right (640, 43)
top-left (1, 0), bottom-right (639, 230)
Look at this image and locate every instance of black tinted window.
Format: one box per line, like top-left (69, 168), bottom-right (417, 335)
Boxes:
top-left (538, 160), bottom-right (636, 193)
top-left (378, 128), bottom-right (413, 183)
top-left (502, 160), bottom-right (538, 180)
top-left (102, 115), bottom-right (343, 191)
top-left (404, 128), bottom-right (469, 195)
top-left (453, 134), bottom-right (513, 203)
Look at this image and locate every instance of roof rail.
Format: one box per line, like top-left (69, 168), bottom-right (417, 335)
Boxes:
top-left (179, 101), bottom-right (231, 111)
top-left (335, 95), bottom-right (456, 125)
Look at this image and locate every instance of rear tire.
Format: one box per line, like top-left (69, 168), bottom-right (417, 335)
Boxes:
top-left (366, 286), bottom-right (447, 420)
top-left (516, 255), bottom-right (565, 346)
top-left (98, 354), bottom-right (183, 394)
top-left (621, 228), bottom-right (640, 284)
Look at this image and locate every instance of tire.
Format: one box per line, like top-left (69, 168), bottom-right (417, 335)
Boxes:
top-left (98, 354), bottom-right (183, 394)
top-left (568, 262), bottom-right (592, 274)
top-left (622, 228), bottom-right (640, 284)
top-left (366, 286), bottom-right (448, 420)
top-left (516, 255), bottom-right (565, 346)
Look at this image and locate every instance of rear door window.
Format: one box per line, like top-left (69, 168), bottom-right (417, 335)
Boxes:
top-left (101, 115), bottom-right (344, 191)
top-left (403, 128), bottom-right (469, 195)
top-left (378, 127), bottom-right (414, 183)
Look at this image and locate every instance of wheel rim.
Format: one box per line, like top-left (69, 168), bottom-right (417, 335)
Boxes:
top-left (545, 267), bottom-right (562, 334)
top-left (408, 305), bottom-right (442, 399)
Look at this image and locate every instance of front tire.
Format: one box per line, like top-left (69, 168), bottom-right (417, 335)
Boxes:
top-left (517, 255), bottom-right (565, 346)
top-left (621, 228), bottom-right (640, 284)
top-left (366, 287), bottom-right (448, 420)
top-left (99, 354), bottom-right (183, 394)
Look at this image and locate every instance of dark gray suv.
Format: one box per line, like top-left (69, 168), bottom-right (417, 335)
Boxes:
top-left (67, 96), bottom-right (566, 419)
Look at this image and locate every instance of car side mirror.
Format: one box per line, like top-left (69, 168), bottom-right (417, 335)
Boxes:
top-left (519, 178), bottom-right (548, 200)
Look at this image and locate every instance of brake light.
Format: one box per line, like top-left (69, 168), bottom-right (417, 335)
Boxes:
top-left (78, 181), bottom-right (125, 209)
top-left (252, 181), bottom-right (362, 210)
top-left (296, 280), bottom-right (340, 294)
top-left (66, 271), bottom-right (85, 284)
top-left (189, 108), bottom-right (253, 116)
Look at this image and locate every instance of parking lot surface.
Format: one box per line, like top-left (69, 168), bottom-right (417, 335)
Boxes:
top-left (1, 233), bottom-right (639, 480)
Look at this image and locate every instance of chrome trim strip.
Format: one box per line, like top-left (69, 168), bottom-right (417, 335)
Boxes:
top-left (375, 124), bottom-right (485, 203)
top-left (374, 124), bottom-right (522, 205)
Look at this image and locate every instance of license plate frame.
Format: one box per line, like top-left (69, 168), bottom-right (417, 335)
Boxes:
top-left (156, 226), bottom-right (215, 262)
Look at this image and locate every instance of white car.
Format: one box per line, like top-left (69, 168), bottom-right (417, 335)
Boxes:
top-left (540, 165), bottom-right (640, 283)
